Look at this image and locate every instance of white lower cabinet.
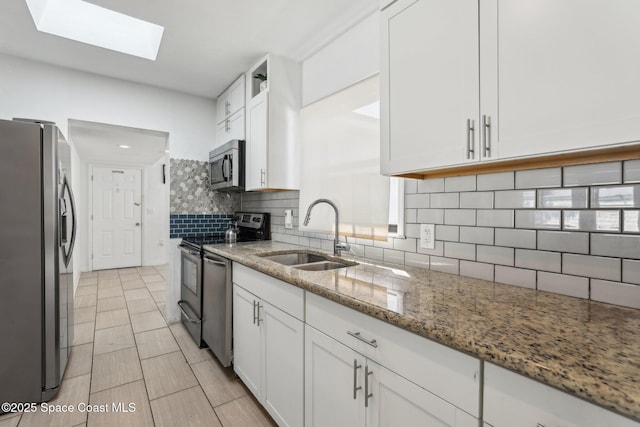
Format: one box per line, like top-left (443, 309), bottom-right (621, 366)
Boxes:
top-left (484, 363), bottom-right (640, 427)
top-left (232, 264), bottom-right (304, 427)
top-left (304, 291), bottom-right (479, 427)
top-left (305, 325), bottom-right (477, 427)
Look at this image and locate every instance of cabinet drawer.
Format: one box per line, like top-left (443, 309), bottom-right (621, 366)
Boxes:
top-left (233, 263), bottom-right (304, 321)
top-left (484, 363), bottom-right (639, 427)
top-left (306, 292), bottom-right (480, 417)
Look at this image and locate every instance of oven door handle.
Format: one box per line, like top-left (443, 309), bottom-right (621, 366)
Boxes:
top-left (204, 255), bottom-right (227, 266)
top-left (177, 300), bottom-right (201, 324)
top-left (178, 244), bottom-right (200, 258)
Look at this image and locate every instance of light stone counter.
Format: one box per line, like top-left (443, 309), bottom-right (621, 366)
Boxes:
top-left (204, 241), bottom-right (640, 422)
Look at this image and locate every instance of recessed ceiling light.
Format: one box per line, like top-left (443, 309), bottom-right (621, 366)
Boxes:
top-left (353, 101), bottom-right (380, 119)
top-left (25, 0), bottom-right (164, 60)
top-left (119, 145), bottom-right (130, 149)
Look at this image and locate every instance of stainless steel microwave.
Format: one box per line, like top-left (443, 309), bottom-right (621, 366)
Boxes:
top-left (209, 139), bottom-right (245, 191)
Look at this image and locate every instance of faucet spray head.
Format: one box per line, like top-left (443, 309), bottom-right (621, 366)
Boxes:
top-left (303, 209), bottom-right (312, 226)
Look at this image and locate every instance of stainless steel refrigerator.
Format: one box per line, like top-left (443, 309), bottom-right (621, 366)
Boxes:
top-left (0, 118), bottom-right (76, 406)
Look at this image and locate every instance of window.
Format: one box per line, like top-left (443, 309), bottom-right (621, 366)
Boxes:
top-left (299, 74), bottom-right (405, 241)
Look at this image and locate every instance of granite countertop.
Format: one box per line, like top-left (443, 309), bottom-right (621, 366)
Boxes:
top-left (204, 241), bottom-right (640, 422)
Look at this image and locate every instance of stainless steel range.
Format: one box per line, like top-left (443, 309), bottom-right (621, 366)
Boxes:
top-left (178, 212), bottom-right (270, 366)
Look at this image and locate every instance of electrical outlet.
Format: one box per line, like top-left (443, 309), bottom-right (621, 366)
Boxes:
top-left (420, 224), bottom-right (435, 249)
top-left (284, 209), bottom-right (293, 229)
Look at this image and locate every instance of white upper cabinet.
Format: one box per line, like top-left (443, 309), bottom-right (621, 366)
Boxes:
top-left (483, 0), bottom-right (640, 160)
top-left (381, 0), bottom-right (481, 175)
top-left (216, 74), bottom-right (245, 125)
top-left (382, 0), bottom-right (640, 176)
top-left (244, 54), bottom-right (301, 191)
top-left (215, 74), bottom-right (245, 146)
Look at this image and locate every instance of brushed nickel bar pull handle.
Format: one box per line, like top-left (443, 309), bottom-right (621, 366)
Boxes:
top-left (365, 365), bottom-right (373, 408)
top-left (353, 359), bottom-right (362, 400)
top-left (483, 115), bottom-right (491, 157)
top-left (253, 300), bottom-right (257, 325)
top-left (347, 331), bottom-right (378, 348)
top-left (260, 169), bottom-right (266, 186)
top-left (466, 119), bottom-right (475, 159)
top-left (256, 302), bottom-right (263, 326)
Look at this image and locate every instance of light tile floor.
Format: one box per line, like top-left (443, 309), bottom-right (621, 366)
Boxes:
top-left (0, 265), bottom-right (277, 427)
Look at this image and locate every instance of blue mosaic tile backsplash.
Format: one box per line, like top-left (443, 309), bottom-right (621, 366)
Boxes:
top-left (169, 214), bottom-right (233, 238)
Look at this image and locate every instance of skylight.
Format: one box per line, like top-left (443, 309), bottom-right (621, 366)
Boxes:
top-left (25, 0), bottom-right (164, 60)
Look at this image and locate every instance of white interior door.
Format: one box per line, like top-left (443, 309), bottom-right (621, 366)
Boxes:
top-left (92, 166), bottom-right (142, 270)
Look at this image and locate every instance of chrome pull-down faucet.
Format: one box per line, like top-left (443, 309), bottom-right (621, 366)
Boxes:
top-left (303, 198), bottom-right (350, 256)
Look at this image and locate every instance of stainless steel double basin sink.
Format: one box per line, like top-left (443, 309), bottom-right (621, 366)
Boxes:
top-left (259, 250), bottom-right (357, 271)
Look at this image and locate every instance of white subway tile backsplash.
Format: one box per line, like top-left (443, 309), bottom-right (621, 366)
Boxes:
top-left (563, 254), bottom-right (621, 281)
top-left (374, 238), bottom-right (395, 249)
top-left (393, 237), bottom-right (417, 253)
top-left (622, 259), bottom-right (640, 285)
top-left (405, 252), bottom-right (430, 269)
top-left (515, 168), bottom-right (562, 189)
top-left (245, 162), bottom-right (640, 307)
top-left (591, 185), bottom-right (640, 208)
top-left (591, 233), bottom-right (640, 258)
top-left (623, 210), bottom-right (640, 233)
top-left (418, 178), bottom-right (444, 193)
top-left (445, 175), bottom-right (476, 192)
top-left (405, 194), bottom-right (430, 209)
top-left (430, 256), bottom-right (459, 275)
top-left (364, 246), bottom-right (384, 261)
top-left (460, 261), bottom-right (494, 281)
top-left (477, 245), bottom-right (514, 266)
top-left (430, 193), bottom-right (459, 209)
top-left (405, 209), bottom-right (418, 224)
top-left (460, 192), bottom-right (494, 209)
top-left (591, 279), bottom-right (640, 309)
top-left (444, 242), bottom-right (476, 261)
top-left (477, 209), bottom-right (514, 228)
top-left (515, 249), bottom-right (561, 273)
top-left (477, 172), bottom-right (514, 191)
top-left (538, 231), bottom-right (589, 254)
top-left (515, 210), bottom-right (561, 230)
top-left (624, 159), bottom-right (640, 183)
top-left (495, 190), bottom-right (536, 209)
top-left (435, 225), bottom-right (459, 242)
top-left (384, 249), bottom-right (405, 264)
top-left (417, 240), bottom-right (444, 257)
top-left (405, 223), bottom-right (421, 238)
top-left (537, 272), bottom-right (589, 299)
top-left (495, 229), bottom-right (536, 249)
top-left (495, 266), bottom-right (536, 289)
top-left (459, 226), bottom-right (494, 245)
top-left (538, 188), bottom-right (588, 209)
top-left (404, 179), bottom-right (418, 194)
top-left (564, 162), bottom-right (622, 187)
top-left (417, 209), bottom-right (444, 224)
top-left (444, 209), bottom-right (475, 226)
top-left (563, 210), bottom-right (620, 232)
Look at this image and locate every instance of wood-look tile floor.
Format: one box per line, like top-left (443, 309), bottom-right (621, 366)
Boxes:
top-left (0, 266), bottom-right (277, 427)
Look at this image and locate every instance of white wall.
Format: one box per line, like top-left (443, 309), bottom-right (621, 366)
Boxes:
top-left (302, 12), bottom-right (379, 106)
top-left (142, 156), bottom-right (171, 266)
top-left (0, 54), bottom-right (216, 160)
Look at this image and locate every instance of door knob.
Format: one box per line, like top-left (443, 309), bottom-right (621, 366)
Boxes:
top-left (135, 223), bottom-right (140, 226)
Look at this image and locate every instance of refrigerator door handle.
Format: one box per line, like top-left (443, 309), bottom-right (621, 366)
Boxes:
top-left (62, 175), bottom-right (77, 267)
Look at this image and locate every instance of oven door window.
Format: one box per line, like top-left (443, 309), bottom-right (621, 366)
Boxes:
top-left (210, 156), bottom-right (230, 185)
top-left (182, 256), bottom-right (199, 295)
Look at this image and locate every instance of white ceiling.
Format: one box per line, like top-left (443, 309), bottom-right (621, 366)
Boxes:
top-left (69, 119), bottom-right (168, 165)
top-left (0, 0), bottom-right (377, 99)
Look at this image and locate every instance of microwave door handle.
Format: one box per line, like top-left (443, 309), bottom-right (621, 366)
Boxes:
top-left (222, 155), bottom-right (232, 181)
